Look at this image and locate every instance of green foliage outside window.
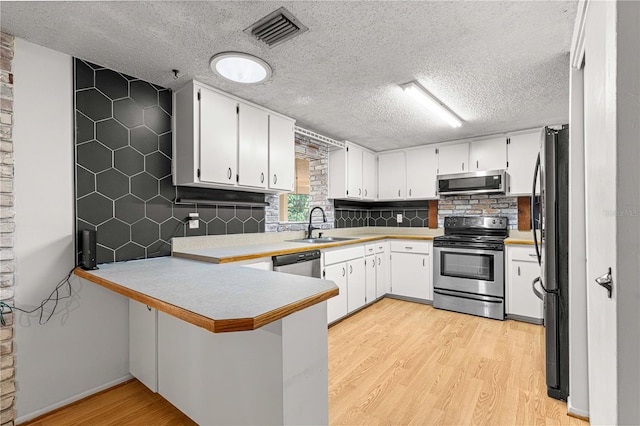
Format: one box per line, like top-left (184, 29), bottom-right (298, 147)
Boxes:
top-left (288, 194), bottom-right (310, 222)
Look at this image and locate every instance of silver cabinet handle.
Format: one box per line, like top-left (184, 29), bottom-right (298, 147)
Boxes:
top-left (359, 188), bottom-right (362, 195)
top-left (422, 258), bottom-right (425, 267)
top-left (462, 162), bottom-right (465, 171)
top-left (529, 254), bottom-right (537, 257)
top-left (364, 189), bottom-right (367, 197)
top-left (595, 267), bottom-right (613, 298)
top-left (518, 266), bottom-right (521, 276)
top-left (409, 188), bottom-right (412, 196)
top-left (349, 264), bottom-right (353, 274)
top-left (477, 160), bottom-right (479, 169)
top-left (372, 260), bottom-right (375, 268)
top-left (273, 174), bottom-right (277, 184)
top-left (378, 257), bottom-right (381, 266)
top-left (342, 267), bottom-right (345, 277)
top-left (260, 172), bottom-right (264, 183)
top-left (368, 248), bottom-right (374, 252)
top-left (405, 246), bottom-right (413, 250)
top-left (398, 190), bottom-right (401, 197)
top-left (227, 168), bottom-right (232, 180)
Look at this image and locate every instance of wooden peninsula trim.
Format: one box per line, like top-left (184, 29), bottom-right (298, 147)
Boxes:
top-left (173, 234), bottom-right (437, 264)
top-left (74, 268), bottom-right (338, 333)
top-left (504, 239), bottom-right (535, 245)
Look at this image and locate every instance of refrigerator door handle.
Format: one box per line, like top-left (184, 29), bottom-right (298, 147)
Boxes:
top-left (531, 152), bottom-right (542, 266)
top-left (532, 277), bottom-right (545, 301)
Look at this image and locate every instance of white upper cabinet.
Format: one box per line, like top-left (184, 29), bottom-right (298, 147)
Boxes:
top-left (362, 150), bottom-right (377, 200)
top-left (268, 115), bottom-right (295, 192)
top-left (469, 136), bottom-right (507, 171)
top-left (238, 103), bottom-right (269, 188)
top-left (173, 80), bottom-right (295, 193)
top-left (406, 146), bottom-right (437, 199)
top-left (437, 143), bottom-right (469, 175)
top-left (346, 144), bottom-right (363, 199)
top-left (507, 130), bottom-right (542, 195)
top-left (378, 151), bottom-right (406, 200)
top-left (198, 86), bottom-right (239, 186)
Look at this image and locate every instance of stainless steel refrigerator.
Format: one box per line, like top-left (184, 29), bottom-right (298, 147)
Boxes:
top-left (531, 125), bottom-right (569, 401)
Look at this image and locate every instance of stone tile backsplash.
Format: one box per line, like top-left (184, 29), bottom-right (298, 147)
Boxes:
top-left (437, 194), bottom-right (518, 229)
top-left (74, 58), bottom-right (264, 264)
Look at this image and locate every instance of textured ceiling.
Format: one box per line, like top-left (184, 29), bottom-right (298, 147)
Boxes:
top-left (1, 1), bottom-right (577, 151)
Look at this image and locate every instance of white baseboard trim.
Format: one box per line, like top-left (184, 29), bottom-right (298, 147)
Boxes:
top-left (16, 374), bottom-right (133, 425)
top-left (567, 395), bottom-right (590, 419)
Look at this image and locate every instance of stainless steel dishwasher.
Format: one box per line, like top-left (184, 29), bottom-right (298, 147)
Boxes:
top-left (272, 250), bottom-right (321, 278)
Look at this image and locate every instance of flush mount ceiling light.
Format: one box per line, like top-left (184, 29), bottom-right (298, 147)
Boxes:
top-left (401, 81), bottom-right (463, 128)
top-left (210, 52), bottom-right (272, 84)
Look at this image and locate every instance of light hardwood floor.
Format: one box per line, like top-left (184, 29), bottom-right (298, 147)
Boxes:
top-left (22, 298), bottom-right (588, 425)
top-left (329, 298), bottom-right (587, 425)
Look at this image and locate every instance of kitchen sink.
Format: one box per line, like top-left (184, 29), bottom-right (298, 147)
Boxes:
top-left (288, 237), bottom-right (357, 244)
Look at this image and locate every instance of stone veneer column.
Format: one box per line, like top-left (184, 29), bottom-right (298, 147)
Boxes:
top-left (0, 32), bottom-right (15, 426)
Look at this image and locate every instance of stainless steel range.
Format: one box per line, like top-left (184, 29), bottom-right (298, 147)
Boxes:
top-left (433, 216), bottom-right (508, 320)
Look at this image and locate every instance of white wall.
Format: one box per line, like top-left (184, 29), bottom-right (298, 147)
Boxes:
top-left (13, 38), bottom-right (129, 423)
top-left (615, 1), bottom-right (640, 423)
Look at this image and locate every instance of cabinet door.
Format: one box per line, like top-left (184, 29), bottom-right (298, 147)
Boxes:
top-left (346, 144), bottom-right (363, 199)
top-left (508, 260), bottom-right (543, 320)
top-left (378, 151), bottom-right (406, 199)
top-left (507, 130), bottom-right (542, 195)
top-left (129, 300), bottom-right (158, 392)
top-left (365, 256), bottom-right (376, 304)
top-left (199, 87), bottom-right (238, 185)
top-left (362, 150), bottom-right (377, 200)
top-left (347, 259), bottom-right (366, 313)
top-left (375, 252), bottom-right (388, 298)
top-left (327, 148), bottom-right (347, 199)
top-left (238, 103), bottom-right (269, 188)
top-left (325, 263), bottom-right (348, 324)
top-left (437, 143), bottom-right (469, 174)
top-left (268, 115), bottom-right (295, 191)
top-left (470, 137), bottom-right (507, 171)
top-left (406, 146), bottom-right (438, 199)
top-left (390, 253), bottom-right (430, 299)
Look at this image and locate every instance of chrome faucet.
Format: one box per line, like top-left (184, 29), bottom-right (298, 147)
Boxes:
top-left (307, 207), bottom-right (327, 239)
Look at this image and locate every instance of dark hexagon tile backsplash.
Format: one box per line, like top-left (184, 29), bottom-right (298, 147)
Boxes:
top-left (74, 58), bottom-right (265, 264)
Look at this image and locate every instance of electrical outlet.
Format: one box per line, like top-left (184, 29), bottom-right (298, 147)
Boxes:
top-left (397, 214), bottom-right (403, 223)
top-left (188, 212), bottom-right (199, 229)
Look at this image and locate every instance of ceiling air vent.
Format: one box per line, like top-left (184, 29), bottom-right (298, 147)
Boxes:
top-left (244, 7), bottom-right (308, 48)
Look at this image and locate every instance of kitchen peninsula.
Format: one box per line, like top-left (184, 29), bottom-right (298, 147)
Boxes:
top-left (75, 257), bottom-right (338, 425)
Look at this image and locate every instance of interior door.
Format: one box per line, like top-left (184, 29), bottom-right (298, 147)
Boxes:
top-left (583, 2), bottom-right (618, 423)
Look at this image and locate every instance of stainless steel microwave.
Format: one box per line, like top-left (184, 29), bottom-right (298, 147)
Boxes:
top-left (437, 169), bottom-right (508, 196)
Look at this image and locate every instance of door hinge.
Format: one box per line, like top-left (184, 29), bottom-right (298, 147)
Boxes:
top-left (197, 168), bottom-right (201, 178)
top-left (197, 91), bottom-right (201, 101)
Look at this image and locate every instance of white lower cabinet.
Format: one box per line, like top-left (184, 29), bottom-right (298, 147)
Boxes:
top-left (375, 242), bottom-right (390, 298)
top-left (322, 245), bottom-right (367, 324)
top-left (389, 241), bottom-right (432, 300)
top-left (365, 254), bottom-right (376, 304)
top-left (506, 245), bottom-right (543, 322)
top-left (129, 299), bottom-right (158, 392)
top-left (324, 263), bottom-right (348, 323)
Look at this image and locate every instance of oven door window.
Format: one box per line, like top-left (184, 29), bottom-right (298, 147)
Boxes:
top-left (440, 252), bottom-right (494, 281)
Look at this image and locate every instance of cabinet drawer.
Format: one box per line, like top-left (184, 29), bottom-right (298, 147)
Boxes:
top-left (390, 240), bottom-right (430, 254)
top-left (364, 243), bottom-right (377, 256)
top-left (323, 245), bottom-right (365, 266)
top-left (509, 245), bottom-right (538, 262)
top-left (375, 241), bottom-right (387, 254)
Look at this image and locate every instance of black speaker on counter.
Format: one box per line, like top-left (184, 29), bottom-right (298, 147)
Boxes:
top-left (80, 229), bottom-right (98, 270)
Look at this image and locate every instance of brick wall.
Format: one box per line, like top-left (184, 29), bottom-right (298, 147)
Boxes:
top-left (0, 31), bottom-right (15, 426)
top-left (438, 194), bottom-right (518, 229)
top-left (265, 135), bottom-right (334, 232)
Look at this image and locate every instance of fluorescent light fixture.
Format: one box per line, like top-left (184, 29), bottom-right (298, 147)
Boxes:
top-left (401, 81), bottom-right (462, 128)
top-left (210, 52), bottom-right (272, 84)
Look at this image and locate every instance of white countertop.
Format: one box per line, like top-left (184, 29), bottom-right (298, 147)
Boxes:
top-left (76, 257), bottom-right (337, 331)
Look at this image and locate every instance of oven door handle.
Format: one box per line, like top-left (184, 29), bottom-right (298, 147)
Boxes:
top-left (433, 247), bottom-right (502, 256)
top-left (433, 289), bottom-right (503, 304)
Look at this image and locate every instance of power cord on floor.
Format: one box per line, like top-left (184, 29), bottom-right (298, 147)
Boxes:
top-left (0, 267), bottom-right (75, 326)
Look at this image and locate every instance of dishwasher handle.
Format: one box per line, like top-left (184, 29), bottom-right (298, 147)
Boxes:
top-left (272, 250), bottom-right (321, 267)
